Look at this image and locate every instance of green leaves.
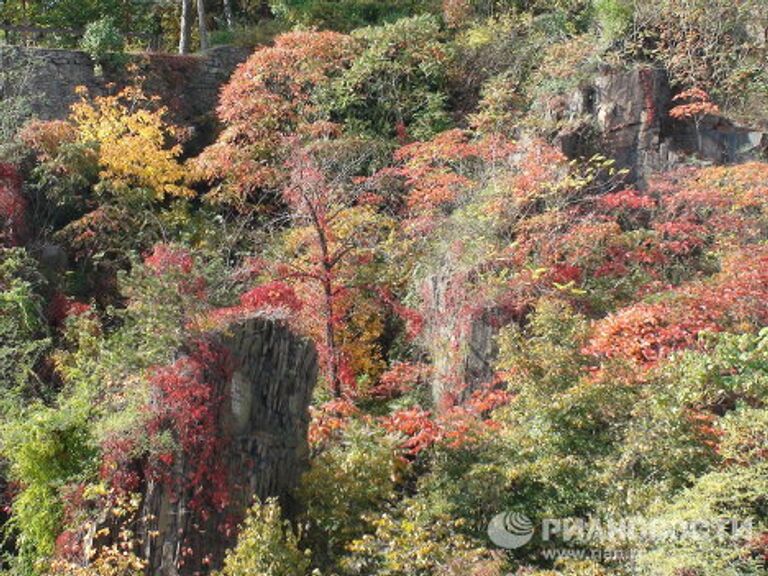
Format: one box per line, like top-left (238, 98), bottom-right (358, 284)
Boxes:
top-left (218, 498), bottom-right (311, 576)
top-left (323, 15), bottom-right (452, 139)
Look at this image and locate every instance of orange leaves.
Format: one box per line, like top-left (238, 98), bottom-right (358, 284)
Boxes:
top-left (669, 87), bottom-right (720, 121)
top-left (384, 386), bottom-right (512, 455)
top-left (195, 31), bottom-right (356, 204)
top-left (392, 129), bottom-right (517, 216)
top-left (19, 120), bottom-right (77, 162)
top-left (585, 248), bottom-right (768, 365)
top-left (384, 407), bottom-right (441, 455)
top-left (597, 188), bottom-right (656, 212)
top-left (372, 362), bottom-right (432, 399)
top-left (662, 163), bottom-right (768, 217)
top-left (309, 397), bottom-right (360, 447)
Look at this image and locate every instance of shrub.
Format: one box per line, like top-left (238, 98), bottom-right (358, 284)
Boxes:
top-left (71, 86), bottom-right (192, 201)
top-left (634, 458), bottom-right (768, 575)
top-left (323, 15), bottom-right (452, 140)
top-left (298, 422), bottom-right (397, 570)
top-left (80, 17), bottom-right (126, 68)
top-left (0, 163), bottom-right (27, 245)
top-left (195, 30), bottom-right (355, 204)
top-left (1, 404), bottom-right (96, 573)
top-left (633, 0), bottom-right (768, 123)
top-left (450, 13), bottom-right (556, 116)
top-left (592, 0), bottom-right (633, 44)
top-left (0, 248), bottom-right (51, 410)
top-left (268, 0), bottom-right (434, 31)
top-left (341, 498), bottom-right (504, 576)
top-left (216, 498), bottom-right (310, 576)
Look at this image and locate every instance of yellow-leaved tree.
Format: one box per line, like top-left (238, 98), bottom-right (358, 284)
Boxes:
top-left (71, 85), bottom-right (193, 200)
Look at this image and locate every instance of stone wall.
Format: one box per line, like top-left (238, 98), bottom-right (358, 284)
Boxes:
top-left (0, 45), bottom-right (250, 149)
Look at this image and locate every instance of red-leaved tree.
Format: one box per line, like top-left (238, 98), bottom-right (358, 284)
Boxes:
top-left (195, 31), bottom-right (356, 207)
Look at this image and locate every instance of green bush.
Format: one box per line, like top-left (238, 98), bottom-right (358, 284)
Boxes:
top-left (322, 15), bottom-right (452, 139)
top-left (298, 422), bottom-right (398, 570)
top-left (0, 248), bottom-right (51, 413)
top-left (340, 498), bottom-right (504, 576)
top-left (592, 0), bottom-right (632, 43)
top-left (217, 498), bottom-right (311, 576)
top-left (450, 13), bottom-right (558, 117)
top-left (268, 0), bottom-right (435, 32)
top-left (80, 17), bottom-right (126, 67)
top-left (1, 403), bottom-right (96, 573)
top-left (634, 458), bottom-right (768, 575)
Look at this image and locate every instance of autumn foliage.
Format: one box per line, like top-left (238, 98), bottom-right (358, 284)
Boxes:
top-left (0, 164), bottom-right (26, 246)
top-left (71, 85), bottom-right (193, 200)
top-left (196, 31), bottom-right (355, 204)
top-left (5, 9), bottom-right (768, 576)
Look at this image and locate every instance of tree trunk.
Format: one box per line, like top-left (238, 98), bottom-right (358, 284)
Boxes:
top-left (178, 0), bottom-right (193, 53)
top-left (196, 0), bottom-right (208, 51)
top-left (223, 0), bottom-right (234, 29)
top-left (322, 267), bottom-right (340, 397)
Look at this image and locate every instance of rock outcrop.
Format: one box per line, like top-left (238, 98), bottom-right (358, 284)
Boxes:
top-left (111, 318), bottom-right (316, 576)
top-left (550, 65), bottom-right (767, 182)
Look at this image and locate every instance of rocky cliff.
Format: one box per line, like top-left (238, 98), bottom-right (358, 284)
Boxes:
top-left (425, 65), bottom-right (767, 406)
top-left (88, 318), bottom-right (318, 576)
top-left (552, 65), bottom-right (767, 182)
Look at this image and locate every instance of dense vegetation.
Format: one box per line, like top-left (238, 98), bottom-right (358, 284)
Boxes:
top-left (1, 1), bottom-right (768, 575)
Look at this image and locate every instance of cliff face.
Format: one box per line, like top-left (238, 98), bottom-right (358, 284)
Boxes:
top-left (553, 65), bottom-right (767, 182)
top-left (88, 318), bottom-right (318, 576)
top-left (425, 65), bottom-right (767, 407)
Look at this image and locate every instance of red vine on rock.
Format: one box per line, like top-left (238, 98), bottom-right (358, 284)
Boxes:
top-left (0, 163), bottom-right (26, 246)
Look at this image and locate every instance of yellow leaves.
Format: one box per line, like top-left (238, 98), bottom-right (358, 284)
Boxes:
top-left (70, 86), bottom-right (194, 201)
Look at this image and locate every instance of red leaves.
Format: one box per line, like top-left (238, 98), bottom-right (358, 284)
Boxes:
top-left (144, 243), bottom-right (194, 275)
top-left (47, 292), bottom-right (91, 327)
top-left (54, 530), bottom-right (83, 562)
top-left (598, 189), bottom-right (656, 212)
top-left (0, 163), bottom-right (26, 246)
top-left (384, 386), bottom-right (512, 455)
top-left (239, 281), bottom-right (302, 315)
top-left (586, 249), bottom-right (768, 365)
top-left (147, 340), bottom-right (230, 514)
top-left (384, 407), bottom-right (441, 455)
top-left (685, 408), bottom-right (724, 451)
top-left (549, 263), bottom-right (583, 285)
top-left (144, 243), bottom-right (207, 300)
top-left (377, 287), bottom-right (425, 340)
top-left (372, 362), bottom-right (432, 399)
top-left (653, 219), bottom-right (707, 256)
top-left (206, 281), bottom-right (303, 331)
top-left (100, 435), bottom-right (141, 496)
